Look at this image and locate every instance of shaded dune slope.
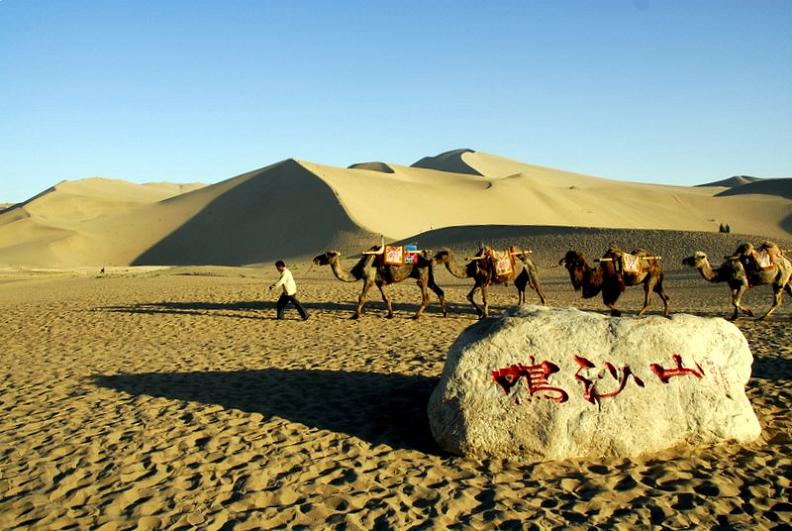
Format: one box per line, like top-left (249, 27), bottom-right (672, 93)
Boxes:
top-left (715, 178), bottom-right (792, 199)
top-left (133, 160), bottom-right (375, 265)
top-left (411, 148), bottom-right (483, 175)
top-left (697, 175), bottom-right (763, 188)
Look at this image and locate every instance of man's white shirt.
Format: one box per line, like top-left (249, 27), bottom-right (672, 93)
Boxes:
top-left (272, 268), bottom-right (297, 296)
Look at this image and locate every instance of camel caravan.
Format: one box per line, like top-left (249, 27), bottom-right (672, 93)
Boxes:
top-left (312, 237), bottom-right (790, 320)
top-left (683, 241), bottom-right (792, 321)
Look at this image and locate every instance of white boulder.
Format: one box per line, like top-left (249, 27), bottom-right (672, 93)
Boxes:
top-left (428, 305), bottom-right (761, 461)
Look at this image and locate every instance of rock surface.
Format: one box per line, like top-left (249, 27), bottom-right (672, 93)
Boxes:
top-left (428, 305), bottom-right (762, 461)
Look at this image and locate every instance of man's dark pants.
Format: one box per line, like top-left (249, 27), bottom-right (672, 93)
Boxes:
top-left (276, 293), bottom-right (309, 320)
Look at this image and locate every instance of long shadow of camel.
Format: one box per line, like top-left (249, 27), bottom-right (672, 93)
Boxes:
top-left (97, 300), bottom-right (487, 319)
top-left (93, 369), bottom-right (443, 454)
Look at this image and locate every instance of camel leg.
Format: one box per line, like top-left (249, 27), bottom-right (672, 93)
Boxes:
top-left (427, 276), bottom-right (447, 317)
top-left (729, 284), bottom-right (752, 320)
top-left (412, 279), bottom-right (430, 320)
top-left (354, 280), bottom-right (374, 319)
top-left (533, 283), bottom-right (547, 306)
top-left (377, 282), bottom-right (394, 319)
top-left (481, 284), bottom-right (490, 318)
top-left (654, 275), bottom-right (670, 316)
top-left (602, 283), bottom-right (623, 317)
top-left (528, 271), bottom-right (547, 305)
top-left (514, 273), bottom-right (526, 305)
top-left (637, 279), bottom-right (655, 317)
top-left (467, 284), bottom-right (484, 318)
top-left (759, 285), bottom-right (784, 320)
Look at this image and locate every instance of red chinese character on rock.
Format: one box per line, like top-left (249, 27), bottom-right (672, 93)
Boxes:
top-left (650, 354), bottom-right (705, 383)
top-left (573, 355), bottom-right (645, 404)
top-left (491, 357), bottom-right (569, 404)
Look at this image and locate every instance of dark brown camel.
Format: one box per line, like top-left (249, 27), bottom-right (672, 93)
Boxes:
top-left (560, 248), bottom-right (669, 317)
top-left (433, 247), bottom-right (546, 318)
top-left (313, 246), bottom-right (447, 319)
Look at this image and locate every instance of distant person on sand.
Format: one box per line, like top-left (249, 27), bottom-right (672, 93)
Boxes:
top-left (269, 260), bottom-right (309, 321)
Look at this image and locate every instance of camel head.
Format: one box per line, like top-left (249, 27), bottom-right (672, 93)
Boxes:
top-left (682, 251), bottom-right (708, 268)
top-left (559, 250), bottom-right (586, 291)
top-left (432, 249), bottom-right (452, 265)
top-left (313, 251), bottom-right (341, 266)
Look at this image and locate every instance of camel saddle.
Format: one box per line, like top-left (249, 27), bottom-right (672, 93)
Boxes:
top-left (380, 245), bottom-right (420, 267)
top-left (621, 253), bottom-right (642, 275)
top-left (404, 244), bottom-right (419, 265)
top-left (752, 249), bottom-right (777, 270)
top-left (383, 245), bottom-right (405, 266)
top-left (732, 242), bottom-right (781, 271)
top-left (488, 249), bottom-right (515, 277)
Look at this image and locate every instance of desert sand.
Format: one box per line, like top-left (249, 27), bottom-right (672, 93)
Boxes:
top-left (1, 150), bottom-right (790, 528)
top-left (0, 256), bottom-right (789, 529)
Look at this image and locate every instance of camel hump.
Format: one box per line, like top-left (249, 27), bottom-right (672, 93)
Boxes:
top-left (733, 242), bottom-right (754, 256)
top-left (759, 241), bottom-right (780, 254)
top-left (753, 242), bottom-right (781, 269)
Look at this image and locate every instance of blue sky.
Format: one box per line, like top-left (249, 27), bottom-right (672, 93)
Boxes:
top-left (1, 0), bottom-right (790, 202)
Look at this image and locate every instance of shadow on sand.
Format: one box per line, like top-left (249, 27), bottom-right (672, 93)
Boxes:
top-left (751, 356), bottom-right (790, 381)
top-left (97, 299), bottom-right (483, 319)
top-left (93, 369), bottom-right (442, 454)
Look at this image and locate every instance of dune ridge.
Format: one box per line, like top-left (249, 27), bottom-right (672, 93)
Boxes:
top-left (347, 161), bottom-right (395, 173)
top-left (697, 175), bottom-right (763, 188)
top-left (0, 150), bottom-right (789, 268)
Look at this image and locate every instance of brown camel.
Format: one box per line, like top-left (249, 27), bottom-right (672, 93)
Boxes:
top-left (313, 246), bottom-right (447, 319)
top-left (559, 248), bottom-right (669, 317)
top-left (683, 244), bottom-right (791, 320)
top-left (432, 246), bottom-right (546, 318)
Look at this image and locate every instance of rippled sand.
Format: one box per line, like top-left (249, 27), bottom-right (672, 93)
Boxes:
top-left (1, 266), bottom-right (789, 529)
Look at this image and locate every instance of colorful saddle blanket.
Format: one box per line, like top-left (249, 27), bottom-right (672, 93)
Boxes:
top-left (621, 253), bottom-right (642, 274)
top-left (383, 245), bottom-right (404, 266)
top-left (382, 245), bottom-right (420, 266)
top-left (404, 244), bottom-right (419, 265)
top-left (489, 250), bottom-right (515, 277)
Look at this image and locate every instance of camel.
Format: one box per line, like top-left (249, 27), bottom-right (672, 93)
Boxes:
top-left (312, 245), bottom-right (447, 319)
top-left (432, 247), bottom-right (546, 318)
top-left (682, 245), bottom-right (791, 320)
top-left (559, 248), bottom-right (670, 317)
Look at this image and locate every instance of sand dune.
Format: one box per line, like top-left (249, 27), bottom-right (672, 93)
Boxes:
top-left (0, 179), bottom-right (204, 267)
top-left (347, 161), bottom-right (395, 173)
top-left (697, 175), bottom-right (763, 188)
top-left (0, 150), bottom-right (789, 268)
top-left (411, 148), bottom-right (483, 175)
top-left (715, 178), bottom-right (792, 199)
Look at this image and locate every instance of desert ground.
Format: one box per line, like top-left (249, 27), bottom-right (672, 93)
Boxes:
top-left (1, 260), bottom-right (789, 530)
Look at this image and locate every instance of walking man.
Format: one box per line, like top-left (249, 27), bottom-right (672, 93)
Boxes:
top-left (269, 260), bottom-right (309, 320)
